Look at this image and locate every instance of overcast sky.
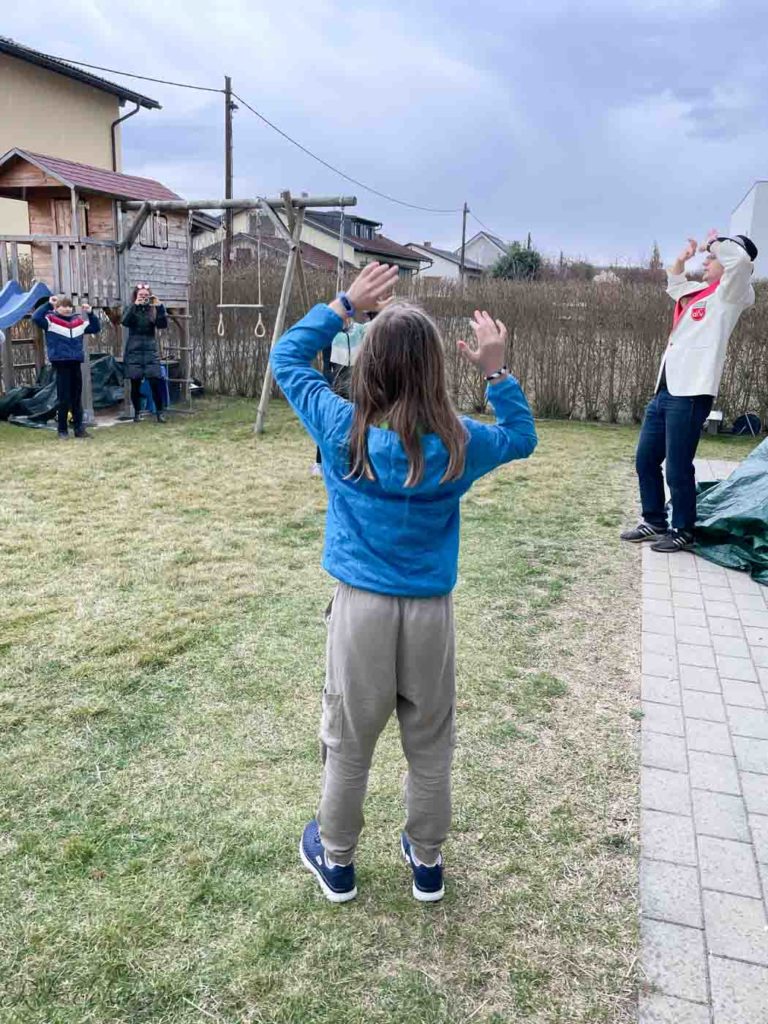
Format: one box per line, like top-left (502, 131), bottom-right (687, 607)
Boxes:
top-left (5, 0), bottom-right (768, 266)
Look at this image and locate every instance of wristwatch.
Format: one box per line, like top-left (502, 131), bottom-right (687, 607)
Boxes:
top-left (485, 365), bottom-right (508, 381)
top-left (337, 292), bottom-right (355, 318)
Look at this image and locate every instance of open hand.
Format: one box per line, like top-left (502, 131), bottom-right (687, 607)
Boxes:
top-left (677, 238), bottom-right (698, 263)
top-left (81, 303), bottom-right (92, 314)
top-left (698, 228), bottom-right (719, 253)
top-left (345, 262), bottom-right (399, 311)
top-left (457, 310), bottom-right (508, 376)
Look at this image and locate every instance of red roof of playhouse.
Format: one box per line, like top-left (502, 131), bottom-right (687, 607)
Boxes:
top-left (0, 149), bottom-right (181, 201)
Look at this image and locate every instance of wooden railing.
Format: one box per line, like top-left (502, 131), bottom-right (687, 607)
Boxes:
top-left (0, 235), bottom-right (121, 306)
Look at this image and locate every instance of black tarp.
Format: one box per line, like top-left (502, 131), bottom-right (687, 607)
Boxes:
top-left (1, 355), bottom-right (126, 423)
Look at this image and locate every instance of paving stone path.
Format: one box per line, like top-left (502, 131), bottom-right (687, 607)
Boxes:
top-left (639, 459), bottom-right (768, 1023)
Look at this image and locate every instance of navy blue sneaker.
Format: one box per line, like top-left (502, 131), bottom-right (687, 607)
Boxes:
top-left (299, 820), bottom-right (357, 903)
top-left (401, 832), bottom-right (445, 902)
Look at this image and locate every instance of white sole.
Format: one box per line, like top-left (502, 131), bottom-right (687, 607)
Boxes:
top-left (400, 836), bottom-right (445, 903)
top-left (299, 840), bottom-right (357, 903)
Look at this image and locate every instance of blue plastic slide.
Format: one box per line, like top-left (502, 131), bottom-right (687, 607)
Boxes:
top-left (0, 280), bottom-right (52, 330)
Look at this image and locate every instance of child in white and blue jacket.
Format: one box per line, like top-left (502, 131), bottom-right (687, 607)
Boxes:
top-left (270, 263), bottom-right (537, 904)
top-left (32, 296), bottom-right (100, 439)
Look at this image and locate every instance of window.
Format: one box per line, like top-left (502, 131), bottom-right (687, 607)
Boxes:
top-left (139, 213), bottom-right (169, 250)
top-left (351, 221), bottom-right (375, 240)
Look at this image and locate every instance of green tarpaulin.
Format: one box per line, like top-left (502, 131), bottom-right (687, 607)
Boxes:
top-left (695, 437), bottom-right (768, 585)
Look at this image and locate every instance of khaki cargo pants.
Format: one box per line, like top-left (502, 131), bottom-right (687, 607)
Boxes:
top-left (317, 582), bottom-right (456, 866)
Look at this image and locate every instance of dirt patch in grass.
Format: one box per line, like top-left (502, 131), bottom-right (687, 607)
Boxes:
top-left (0, 405), bottom-right (759, 1023)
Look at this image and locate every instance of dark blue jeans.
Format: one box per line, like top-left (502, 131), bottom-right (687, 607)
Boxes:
top-left (636, 388), bottom-right (713, 533)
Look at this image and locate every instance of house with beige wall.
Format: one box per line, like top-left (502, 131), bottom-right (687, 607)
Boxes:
top-left (0, 36), bottom-right (159, 235)
top-left (192, 208), bottom-right (427, 276)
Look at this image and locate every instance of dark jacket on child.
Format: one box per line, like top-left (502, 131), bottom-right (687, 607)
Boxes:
top-left (31, 301), bottom-right (101, 362)
top-left (121, 302), bottom-right (168, 380)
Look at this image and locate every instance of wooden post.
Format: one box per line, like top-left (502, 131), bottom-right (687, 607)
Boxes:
top-left (71, 187), bottom-right (95, 426)
top-left (116, 202), bottom-right (151, 253)
top-left (116, 204), bottom-right (133, 418)
top-left (254, 203), bottom-right (305, 434)
top-left (224, 76), bottom-right (234, 267)
top-left (280, 189), bottom-right (310, 312)
top-left (1, 328), bottom-right (14, 392)
top-left (459, 201), bottom-right (468, 286)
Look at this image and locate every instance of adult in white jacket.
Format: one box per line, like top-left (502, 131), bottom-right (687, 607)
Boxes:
top-left (622, 230), bottom-right (757, 552)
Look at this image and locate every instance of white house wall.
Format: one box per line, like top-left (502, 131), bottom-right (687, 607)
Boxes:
top-left (409, 248), bottom-right (462, 279)
top-left (730, 183), bottom-right (768, 280)
top-left (462, 235), bottom-right (505, 269)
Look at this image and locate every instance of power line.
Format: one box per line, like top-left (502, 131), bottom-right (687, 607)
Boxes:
top-left (469, 210), bottom-right (499, 237)
top-left (42, 53), bottom-right (224, 93)
top-left (42, 51), bottom-right (468, 216)
top-left (233, 91), bottom-right (462, 215)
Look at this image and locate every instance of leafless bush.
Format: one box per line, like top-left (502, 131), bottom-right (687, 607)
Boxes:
top-left (190, 265), bottom-right (768, 423)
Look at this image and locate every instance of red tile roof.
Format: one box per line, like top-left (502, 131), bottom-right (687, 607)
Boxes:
top-left (358, 233), bottom-right (425, 262)
top-left (17, 150), bottom-right (181, 201)
top-left (195, 232), bottom-right (355, 274)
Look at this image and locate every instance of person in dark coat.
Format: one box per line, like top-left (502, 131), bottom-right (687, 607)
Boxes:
top-left (122, 283), bottom-right (169, 423)
top-left (32, 295), bottom-right (101, 439)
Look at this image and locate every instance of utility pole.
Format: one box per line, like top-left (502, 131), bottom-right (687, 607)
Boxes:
top-left (459, 201), bottom-right (469, 284)
top-left (224, 75), bottom-right (235, 266)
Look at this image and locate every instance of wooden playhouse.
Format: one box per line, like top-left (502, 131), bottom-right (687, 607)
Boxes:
top-left (0, 148), bottom-right (192, 396)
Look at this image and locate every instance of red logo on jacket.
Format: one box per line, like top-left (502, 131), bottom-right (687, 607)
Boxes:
top-left (691, 303), bottom-right (707, 321)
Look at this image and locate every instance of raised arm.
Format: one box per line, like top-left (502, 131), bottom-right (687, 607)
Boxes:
top-left (80, 304), bottom-right (101, 335)
top-left (666, 238), bottom-right (698, 300)
top-left (708, 238), bottom-right (753, 304)
top-left (31, 300), bottom-right (53, 328)
top-left (270, 262), bottom-right (399, 443)
top-left (457, 310), bottom-right (537, 477)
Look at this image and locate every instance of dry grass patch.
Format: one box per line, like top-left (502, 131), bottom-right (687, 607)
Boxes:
top-left (0, 403), bottom-right (758, 1023)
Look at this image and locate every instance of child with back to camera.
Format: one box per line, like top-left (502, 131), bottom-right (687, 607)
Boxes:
top-left (270, 262), bottom-right (538, 903)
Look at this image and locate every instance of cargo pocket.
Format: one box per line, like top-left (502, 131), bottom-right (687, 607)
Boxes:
top-left (320, 690), bottom-right (343, 752)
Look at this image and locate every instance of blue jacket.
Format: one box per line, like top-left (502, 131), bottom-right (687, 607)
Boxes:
top-left (270, 304), bottom-right (538, 597)
top-left (32, 302), bottom-right (101, 363)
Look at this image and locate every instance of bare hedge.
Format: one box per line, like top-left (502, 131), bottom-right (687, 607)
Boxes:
top-left (190, 265), bottom-right (768, 424)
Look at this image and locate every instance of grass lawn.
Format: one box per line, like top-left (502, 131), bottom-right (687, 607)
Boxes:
top-left (0, 401), bottom-right (759, 1024)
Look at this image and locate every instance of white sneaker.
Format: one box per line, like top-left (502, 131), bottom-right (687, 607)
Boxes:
top-left (310, 463), bottom-right (323, 477)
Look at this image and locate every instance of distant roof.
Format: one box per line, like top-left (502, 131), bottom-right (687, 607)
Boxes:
top-left (0, 36), bottom-right (160, 109)
top-left (309, 210), bottom-right (382, 230)
top-left (0, 149), bottom-right (181, 201)
top-left (405, 242), bottom-right (484, 271)
top-left (458, 230), bottom-right (507, 254)
top-left (190, 210), bottom-right (221, 233)
top-left (305, 214), bottom-right (428, 264)
top-left (195, 231), bottom-right (356, 274)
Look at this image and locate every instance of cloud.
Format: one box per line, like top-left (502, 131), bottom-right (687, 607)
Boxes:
top-left (4, 0), bottom-right (767, 264)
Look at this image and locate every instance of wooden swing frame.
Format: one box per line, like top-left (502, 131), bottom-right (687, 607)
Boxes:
top-left (124, 190), bottom-right (355, 433)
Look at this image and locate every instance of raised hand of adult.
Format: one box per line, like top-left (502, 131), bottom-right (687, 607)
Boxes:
top-left (457, 310), bottom-right (508, 377)
top-left (677, 238), bottom-right (698, 263)
top-left (81, 303), bottom-right (92, 314)
top-left (698, 228), bottom-right (719, 253)
top-left (334, 262), bottom-right (399, 316)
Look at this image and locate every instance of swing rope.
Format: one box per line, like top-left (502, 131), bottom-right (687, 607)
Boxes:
top-left (216, 206), bottom-right (266, 339)
top-left (217, 233), bottom-right (225, 337)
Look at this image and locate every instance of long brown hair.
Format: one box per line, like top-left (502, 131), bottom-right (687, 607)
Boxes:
top-left (348, 302), bottom-right (467, 486)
